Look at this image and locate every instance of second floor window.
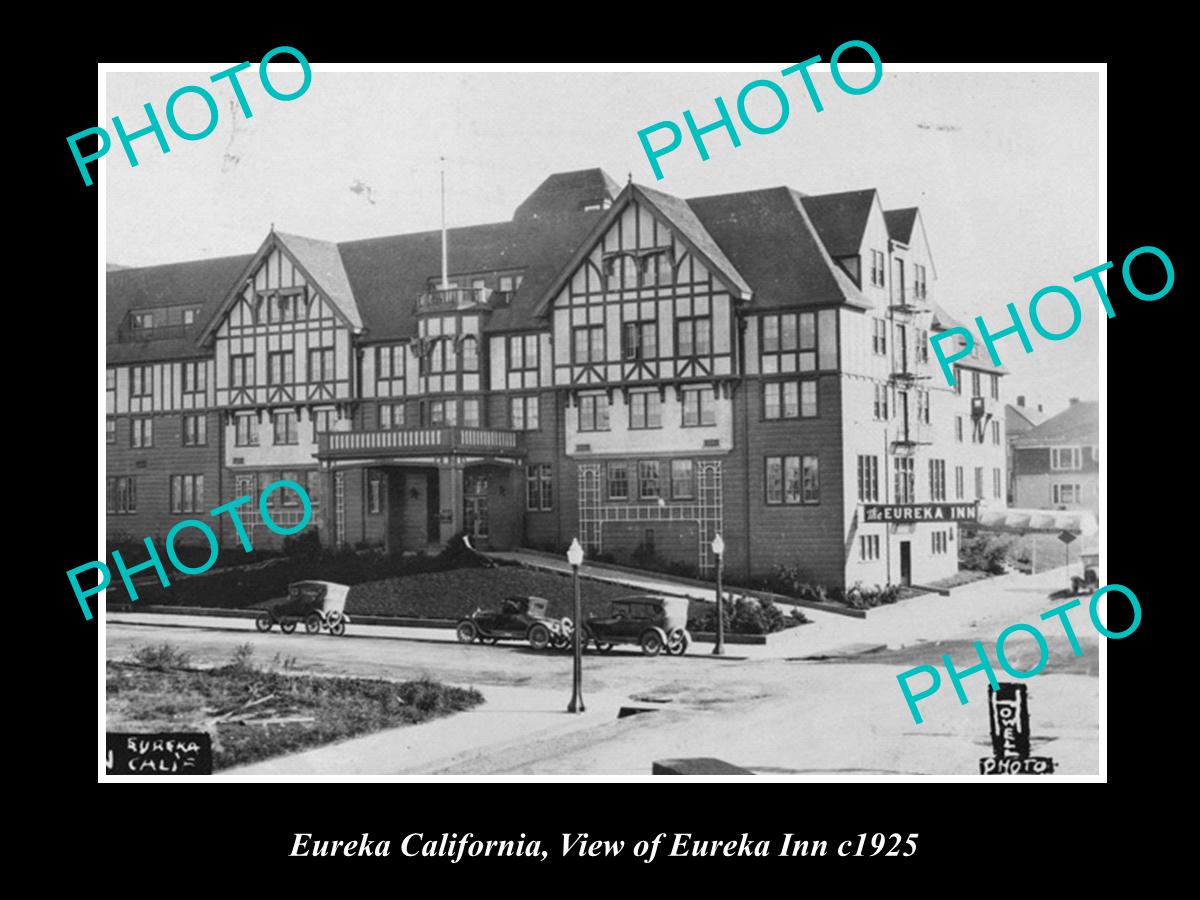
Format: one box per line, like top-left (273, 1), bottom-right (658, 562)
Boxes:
top-left (234, 413), bottom-right (259, 446)
top-left (629, 391), bottom-right (662, 429)
top-left (308, 347), bottom-right (334, 383)
top-left (929, 458), bottom-right (946, 501)
top-left (508, 335), bottom-right (539, 372)
top-left (273, 411), bottom-right (298, 445)
top-left (914, 263), bottom-right (927, 299)
top-left (376, 345), bottom-right (405, 382)
top-left (230, 354), bottom-right (254, 389)
top-left (107, 476), bottom-right (137, 514)
top-left (622, 320), bottom-right (657, 361)
top-left (872, 319), bottom-right (887, 355)
top-left (676, 316), bottom-right (712, 357)
top-left (182, 413), bottom-right (207, 447)
top-left (378, 403), bottom-right (405, 430)
top-left (894, 457), bottom-right (915, 504)
top-left (577, 393), bottom-right (610, 432)
top-left (510, 396), bottom-right (539, 431)
top-left (268, 351), bottom-right (294, 386)
top-left (573, 326), bottom-right (605, 364)
top-left (1051, 447), bottom-right (1082, 470)
top-left (130, 365), bottom-right (153, 399)
top-left (857, 455), bottom-right (879, 502)
top-left (681, 387), bottom-right (716, 427)
top-left (181, 361), bottom-right (206, 394)
top-left (130, 418), bottom-right (153, 448)
top-left (764, 380), bottom-right (818, 420)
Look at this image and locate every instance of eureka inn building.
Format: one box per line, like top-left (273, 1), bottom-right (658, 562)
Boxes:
top-left (105, 169), bottom-right (1007, 589)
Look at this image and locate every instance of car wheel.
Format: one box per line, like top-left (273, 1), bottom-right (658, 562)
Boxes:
top-left (280, 620), bottom-right (297, 635)
top-left (528, 623), bottom-right (552, 650)
top-left (304, 614), bottom-right (322, 635)
top-left (597, 642), bottom-right (614, 653)
top-left (640, 629), bottom-right (663, 656)
top-left (254, 613), bottom-right (273, 633)
top-left (667, 628), bottom-right (690, 656)
top-left (456, 621), bottom-right (478, 643)
top-left (483, 636), bottom-right (499, 645)
top-left (329, 618), bottom-right (347, 637)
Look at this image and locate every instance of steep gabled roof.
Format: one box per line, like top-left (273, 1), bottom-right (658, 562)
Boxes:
top-left (798, 189), bottom-right (876, 257)
top-left (1006, 403), bottom-right (1049, 433)
top-left (514, 169), bottom-right (620, 222)
top-left (1013, 401), bottom-right (1099, 447)
top-left (636, 185), bottom-right (751, 298)
top-left (883, 207), bottom-right (919, 244)
top-left (276, 231), bottom-right (362, 330)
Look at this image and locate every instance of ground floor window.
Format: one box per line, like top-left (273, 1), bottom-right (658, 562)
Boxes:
top-left (107, 476), bottom-right (136, 514)
top-left (367, 470), bottom-right (384, 514)
top-left (527, 464), bottom-right (553, 511)
top-left (974, 466), bottom-right (984, 500)
top-left (638, 460), bottom-right (662, 499)
top-left (993, 467), bottom-right (1002, 499)
top-left (671, 459), bottom-right (695, 500)
top-left (859, 534), bottom-right (880, 561)
top-left (931, 530), bottom-right (948, 555)
top-left (955, 466), bottom-right (964, 500)
top-left (170, 474), bottom-right (205, 514)
top-left (606, 461), bottom-right (628, 500)
top-left (766, 455), bottom-right (819, 505)
top-left (1052, 483), bottom-right (1081, 504)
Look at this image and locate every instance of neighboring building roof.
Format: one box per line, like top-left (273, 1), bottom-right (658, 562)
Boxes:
top-left (797, 189), bottom-right (876, 258)
top-left (883, 207), bottom-right (919, 244)
top-left (1006, 402), bottom-right (1049, 435)
top-left (1013, 401), bottom-right (1099, 447)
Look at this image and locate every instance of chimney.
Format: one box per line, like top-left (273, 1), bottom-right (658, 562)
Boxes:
top-left (1069, 397), bottom-right (1079, 406)
top-left (1017, 396), bottom-right (1026, 407)
top-left (1037, 404), bottom-right (1043, 412)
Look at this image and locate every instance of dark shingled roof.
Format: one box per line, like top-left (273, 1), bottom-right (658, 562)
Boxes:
top-left (1006, 403), bottom-right (1049, 433)
top-left (636, 185), bottom-right (751, 298)
top-left (884, 207), bottom-right (919, 244)
top-left (798, 189), bottom-right (876, 258)
top-left (688, 187), bottom-right (869, 311)
top-left (514, 169), bottom-right (620, 222)
top-left (277, 231), bottom-right (362, 330)
top-left (1013, 401), bottom-right (1098, 447)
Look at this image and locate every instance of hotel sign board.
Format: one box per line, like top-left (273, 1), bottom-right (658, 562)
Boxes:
top-left (862, 502), bottom-right (979, 524)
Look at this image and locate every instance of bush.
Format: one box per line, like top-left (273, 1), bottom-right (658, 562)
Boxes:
top-left (688, 595), bottom-right (801, 634)
top-left (959, 532), bottom-right (1012, 574)
top-left (843, 582), bottom-right (904, 610)
top-left (282, 529), bottom-right (322, 559)
top-left (132, 643), bottom-right (192, 670)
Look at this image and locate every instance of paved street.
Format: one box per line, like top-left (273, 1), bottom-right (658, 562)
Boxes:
top-left (105, 565), bottom-right (1100, 776)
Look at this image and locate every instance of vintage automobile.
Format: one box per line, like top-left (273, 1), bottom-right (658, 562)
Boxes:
top-left (255, 581), bottom-right (351, 637)
top-left (1071, 552), bottom-right (1100, 595)
top-left (456, 595), bottom-right (571, 650)
top-left (582, 595), bottom-right (692, 657)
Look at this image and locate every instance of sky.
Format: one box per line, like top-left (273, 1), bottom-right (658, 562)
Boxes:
top-left (105, 67), bottom-right (1101, 415)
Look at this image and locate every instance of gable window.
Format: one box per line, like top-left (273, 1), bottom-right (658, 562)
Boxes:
top-left (857, 455), bottom-right (879, 502)
top-left (638, 461), bottom-right (661, 500)
top-left (577, 393), bottom-right (610, 432)
top-left (914, 263), bottom-right (927, 299)
top-left (510, 395), bottom-right (539, 431)
top-left (676, 316), bottom-right (712, 357)
top-left (170, 474), bottom-right (205, 514)
top-left (573, 325), bottom-right (605, 364)
top-left (1051, 447), bottom-right (1083, 470)
top-left (183, 308), bottom-right (197, 325)
top-left (308, 347), bottom-right (334, 384)
top-left (629, 390), bottom-right (662, 429)
top-left (606, 462), bottom-right (629, 500)
top-left (872, 318), bottom-right (887, 355)
top-left (130, 365), bottom-right (153, 399)
top-left (671, 459), bottom-right (695, 500)
top-left (640, 250), bottom-right (674, 287)
top-left (235, 413), bottom-right (259, 447)
top-left (107, 476), bottom-right (137, 515)
top-left (230, 354), bottom-right (254, 389)
top-left (681, 387), bottom-right (716, 427)
top-left (181, 361), bottom-right (207, 394)
top-left (870, 249), bottom-right (886, 287)
top-left (498, 274), bottom-right (524, 293)
top-left (376, 345), bottom-right (405, 383)
top-left (130, 417), bottom-right (153, 449)
top-left (894, 457), bottom-right (915, 504)
top-left (378, 402), bottom-right (405, 430)
top-left (765, 455), bottom-right (819, 505)
top-left (622, 320), bottom-right (658, 361)
top-left (257, 290), bottom-right (302, 324)
top-left (182, 413), bottom-right (207, 447)
top-left (268, 351), bottom-right (295, 386)
top-left (508, 335), bottom-right (539, 372)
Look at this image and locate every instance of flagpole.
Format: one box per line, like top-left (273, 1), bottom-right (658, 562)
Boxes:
top-left (440, 156), bottom-right (449, 290)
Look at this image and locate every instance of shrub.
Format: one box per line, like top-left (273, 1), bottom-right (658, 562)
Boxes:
top-left (228, 643), bottom-right (257, 673)
top-left (282, 529), bottom-right (322, 559)
top-left (959, 532), bottom-right (1012, 574)
top-left (132, 643), bottom-right (192, 670)
top-left (688, 595), bottom-right (798, 634)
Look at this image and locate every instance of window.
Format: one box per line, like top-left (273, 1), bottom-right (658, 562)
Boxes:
top-left (974, 466), bottom-right (984, 500)
top-left (420, 338), bottom-right (453, 375)
top-left (874, 384), bottom-right (890, 421)
top-left (510, 396), bottom-right (539, 431)
top-left (378, 403), bottom-right (405, 430)
top-left (235, 413), bottom-right (259, 447)
top-left (267, 351), bottom-right (294, 387)
top-left (640, 250), bottom-right (673, 287)
top-left (107, 369), bottom-right (117, 413)
top-left (367, 471), bottom-right (384, 514)
top-left (601, 253), bottom-right (640, 291)
top-left (764, 380), bottom-right (818, 420)
top-left (508, 335), bottom-right (539, 372)
top-left (971, 370), bottom-right (982, 398)
top-left (577, 394), bottom-right (610, 432)
top-left (638, 461), bottom-right (661, 499)
top-left (917, 329), bottom-right (929, 363)
top-left (671, 460), bottom-right (695, 500)
top-left (230, 354), bottom-right (254, 389)
top-left (130, 418), bottom-right (153, 448)
top-left (681, 387), bottom-right (716, 427)
top-left (131, 311), bottom-right (154, 329)
top-left (870, 249), bottom-right (886, 287)
top-left (917, 389), bottom-right (930, 425)
top-left (106, 418), bottom-right (116, 444)
top-left (857, 455), bottom-right (879, 502)
top-left (765, 455), bottom-right (819, 505)
top-left (526, 464), bottom-right (553, 511)
top-left (258, 290), bottom-right (300, 324)
top-left (676, 316), bottom-right (712, 357)
top-left (182, 413), bottom-right (207, 447)
top-left (622, 320), bottom-right (657, 361)
top-left (181, 361), bottom-right (206, 394)
top-left (1051, 447), bottom-right (1083, 470)
top-left (993, 467), bottom-right (1002, 499)
top-left (462, 399), bottom-right (481, 427)
top-left (498, 274), bottom-right (524, 293)
top-left (629, 391), bottom-right (662, 429)
top-left (860, 534), bottom-right (881, 561)
top-left (953, 365), bottom-right (963, 395)
top-left (306, 470), bottom-right (322, 510)
top-left (273, 411), bottom-right (298, 445)
top-left (573, 325), bottom-right (605, 364)
top-left (607, 462), bottom-right (629, 500)
top-left (955, 466), bottom-right (965, 500)
top-left (170, 474), bottom-right (205, 514)
top-left (183, 308), bottom-right (197, 325)
top-left (460, 336), bottom-right (479, 372)
top-left (929, 459), bottom-right (946, 502)
top-left (425, 399), bottom-right (458, 426)
top-left (872, 319), bottom-right (888, 355)
top-left (759, 311), bottom-right (833, 372)
top-left (130, 365), bottom-right (153, 398)
top-left (313, 408), bottom-right (336, 438)
top-left (894, 457), bottom-right (915, 504)
top-left (990, 374), bottom-right (1000, 400)
top-left (932, 531), bottom-right (947, 555)
top-left (308, 347), bottom-right (335, 384)
top-left (107, 476), bottom-right (137, 514)
top-left (914, 264), bottom-right (927, 299)
top-left (1052, 483), bottom-right (1081, 505)
top-left (376, 346), bottom-right (405, 383)
top-left (991, 420), bottom-right (1001, 445)
top-left (955, 416), bottom-right (964, 443)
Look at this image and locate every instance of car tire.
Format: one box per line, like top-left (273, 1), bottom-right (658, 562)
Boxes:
top-left (280, 620), bottom-right (297, 635)
top-left (667, 628), bottom-right (690, 656)
top-left (305, 614), bottom-right (322, 635)
top-left (329, 617), bottom-right (347, 637)
top-left (254, 613), bottom-right (273, 633)
top-left (528, 623), bottom-right (552, 650)
top-left (597, 642), bottom-right (614, 653)
top-left (456, 621), bottom-right (478, 643)
top-left (640, 629), bottom-right (663, 656)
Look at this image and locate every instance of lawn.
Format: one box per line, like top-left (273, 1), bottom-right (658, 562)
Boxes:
top-left (106, 644), bottom-right (484, 770)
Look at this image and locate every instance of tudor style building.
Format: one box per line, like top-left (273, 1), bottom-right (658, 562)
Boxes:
top-left (106, 169), bottom-right (1007, 589)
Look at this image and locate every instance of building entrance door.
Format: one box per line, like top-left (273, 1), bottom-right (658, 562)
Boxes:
top-left (899, 540), bottom-right (912, 586)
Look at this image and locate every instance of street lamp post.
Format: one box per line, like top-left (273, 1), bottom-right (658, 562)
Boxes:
top-left (711, 533), bottom-right (725, 656)
top-left (567, 538), bottom-right (586, 713)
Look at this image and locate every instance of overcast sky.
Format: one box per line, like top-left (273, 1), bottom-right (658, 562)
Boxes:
top-left (105, 68), bottom-right (1100, 414)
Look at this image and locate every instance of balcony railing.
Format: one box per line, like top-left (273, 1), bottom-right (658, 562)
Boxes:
top-left (416, 287), bottom-right (491, 312)
top-left (318, 426), bottom-right (525, 459)
top-left (889, 357), bottom-right (930, 383)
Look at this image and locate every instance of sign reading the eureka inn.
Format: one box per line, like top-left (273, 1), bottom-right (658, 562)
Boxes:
top-left (862, 503), bottom-right (979, 523)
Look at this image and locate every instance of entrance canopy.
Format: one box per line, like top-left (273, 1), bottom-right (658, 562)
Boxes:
top-left (975, 507), bottom-right (1098, 536)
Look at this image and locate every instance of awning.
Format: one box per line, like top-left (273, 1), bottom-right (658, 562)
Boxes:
top-left (975, 507), bottom-right (1098, 536)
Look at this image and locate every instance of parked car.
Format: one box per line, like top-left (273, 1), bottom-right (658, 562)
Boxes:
top-left (255, 581), bottom-right (351, 636)
top-left (456, 595), bottom-right (571, 650)
top-left (1071, 552), bottom-right (1100, 594)
top-left (582, 595), bottom-right (691, 656)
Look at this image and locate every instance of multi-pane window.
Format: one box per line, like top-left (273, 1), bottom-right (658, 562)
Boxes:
top-left (367, 470), bottom-right (384, 514)
top-left (313, 408), bottom-right (336, 438)
top-left (990, 374), bottom-right (1000, 400)
top-left (131, 418), bottom-right (153, 448)
top-left (498, 274), bottom-right (524, 293)
top-left (955, 466), bottom-right (965, 500)
top-left (932, 531), bottom-right (947, 555)
top-left (181, 361), bottom-right (206, 394)
top-left (526, 464), bottom-right (553, 511)
top-left (894, 457), bottom-right (915, 504)
top-left (675, 316), bottom-right (712, 357)
top-left (857, 455), bottom-right (879, 502)
top-left (508, 335), bottom-right (539, 372)
top-left (974, 466), bottom-right (985, 500)
top-left (107, 476), bottom-right (137, 514)
top-left (622, 321), bottom-right (657, 361)
top-left (275, 471), bottom-right (303, 505)
top-left (870, 249), bottom-right (886, 287)
top-left (379, 403), bottom-right (405, 430)
top-left (917, 329), bottom-right (930, 363)
top-left (1051, 447), bottom-right (1082, 470)
top-left (183, 308), bottom-right (197, 325)
top-left (607, 462), bottom-right (629, 500)
top-left (629, 391), bottom-right (662, 429)
top-left (971, 370), bottom-right (982, 398)
top-left (929, 458), bottom-right (946, 501)
top-left (602, 253), bottom-right (640, 291)
top-left (1052, 483), bottom-right (1081, 504)
top-left (421, 338), bottom-right (454, 375)
top-left (107, 369), bottom-right (117, 413)
top-left (510, 396), bottom-right (539, 431)
top-left (681, 387), bottom-right (716, 426)
top-left (764, 380), bottom-right (818, 419)
top-left (182, 413), bottom-right (207, 447)
top-left (918, 390), bottom-right (930, 424)
top-left (872, 319), bottom-right (887, 355)
top-left (306, 470), bottom-right (321, 511)
top-left (462, 399), bottom-right (481, 427)
top-left (235, 413), bottom-right (259, 447)
top-left (760, 311), bottom-right (834, 372)
top-left (577, 394), bottom-right (610, 432)
top-left (106, 418), bottom-right (116, 444)
top-left (130, 365), bottom-right (153, 398)
top-left (991, 420), bottom-right (1001, 445)
top-left (257, 290), bottom-right (302, 324)
top-left (860, 534), bottom-right (881, 561)
top-left (573, 325), bottom-right (605, 364)
top-left (230, 354), bottom-right (254, 389)
top-left (131, 312), bottom-right (154, 329)
top-left (308, 347), bottom-right (334, 384)
top-left (993, 467), bottom-right (1002, 499)
top-left (671, 459), bottom-right (695, 500)
top-left (376, 346), bottom-right (405, 383)
top-left (426, 399), bottom-right (458, 426)
top-left (914, 264), bottom-right (927, 299)
top-left (955, 416), bottom-right (964, 443)
top-left (953, 365), bottom-right (963, 395)
top-left (273, 411), bottom-right (298, 445)
top-left (638, 461), bottom-right (661, 499)
top-left (874, 384), bottom-right (890, 421)
top-left (639, 250), bottom-right (673, 287)
top-left (170, 474), bottom-right (205, 514)
top-left (765, 455), bottom-right (819, 505)
top-left (460, 337), bottom-right (479, 372)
